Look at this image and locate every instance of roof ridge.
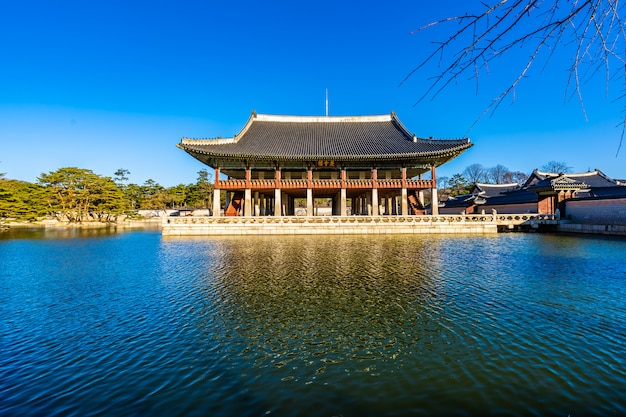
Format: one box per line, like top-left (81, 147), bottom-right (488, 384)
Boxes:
top-left (475, 182), bottom-right (519, 187)
top-left (254, 113), bottom-right (394, 123)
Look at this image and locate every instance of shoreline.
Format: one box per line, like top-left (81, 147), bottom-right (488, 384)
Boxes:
top-left (1, 218), bottom-right (162, 229)
top-left (3, 217), bottom-right (625, 237)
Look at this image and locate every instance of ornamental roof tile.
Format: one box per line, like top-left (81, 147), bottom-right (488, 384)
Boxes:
top-left (178, 112), bottom-right (472, 165)
top-left (527, 175), bottom-right (588, 192)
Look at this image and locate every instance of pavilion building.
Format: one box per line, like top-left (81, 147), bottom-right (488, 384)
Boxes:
top-left (177, 111), bottom-right (473, 217)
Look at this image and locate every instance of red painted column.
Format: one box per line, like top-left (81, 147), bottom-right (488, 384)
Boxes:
top-left (245, 167), bottom-right (251, 188)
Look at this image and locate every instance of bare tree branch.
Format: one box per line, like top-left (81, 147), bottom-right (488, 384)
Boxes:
top-left (405, 0), bottom-right (626, 154)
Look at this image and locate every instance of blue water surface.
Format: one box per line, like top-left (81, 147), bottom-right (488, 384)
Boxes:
top-left (1, 228), bottom-right (625, 416)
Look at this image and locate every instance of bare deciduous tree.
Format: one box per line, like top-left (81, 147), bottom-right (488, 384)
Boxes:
top-left (403, 0), bottom-right (625, 154)
top-left (504, 170), bottom-right (529, 184)
top-left (541, 160), bottom-right (573, 173)
top-left (463, 163), bottom-right (487, 183)
top-left (487, 164), bottom-right (511, 184)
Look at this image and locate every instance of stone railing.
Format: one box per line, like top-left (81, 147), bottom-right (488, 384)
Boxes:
top-left (495, 213), bottom-right (558, 226)
top-left (164, 214), bottom-right (502, 225)
top-left (162, 214), bottom-right (502, 235)
top-left (163, 212), bottom-right (558, 226)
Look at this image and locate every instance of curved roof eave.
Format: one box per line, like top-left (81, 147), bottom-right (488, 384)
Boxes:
top-left (179, 143), bottom-right (473, 164)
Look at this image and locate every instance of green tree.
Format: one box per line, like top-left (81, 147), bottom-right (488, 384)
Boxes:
top-left (140, 179), bottom-right (168, 210)
top-left (0, 179), bottom-right (47, 221)
top-left (196, 169), bottom-right (213, 209)
top-left (447, 173), bottom-right (469, 196)
top-left (168, 184), bottom-right (189, 208)
top-left (124, 183), bottom-right (144, 210)
top-left (90, 176), bottom-right (128, 221)
top-left (37, 167), bottom-right (125, 222)
top-left (114, 168), bottom-right (130, 187)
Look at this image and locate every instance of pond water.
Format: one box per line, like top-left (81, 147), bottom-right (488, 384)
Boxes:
top-left (1, 228), bottom-right (625, 416)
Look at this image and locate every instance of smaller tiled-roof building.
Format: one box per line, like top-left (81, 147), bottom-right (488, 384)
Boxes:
top-left (525, 169), bottom-right (620, 214)
top-left (440, 168), bottom-right (625, 215)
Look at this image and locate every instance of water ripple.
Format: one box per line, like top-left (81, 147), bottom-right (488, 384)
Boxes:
top-left (1, 231), bottom-right (626, 416)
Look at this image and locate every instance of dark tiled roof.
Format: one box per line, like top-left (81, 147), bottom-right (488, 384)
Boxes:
top-left (443, 188), bottom-right (537, 208)
top-left (582, 185), bottom-right (626, 199)
top-left (178, 113), bottom-right (472, 164)
top-left (483, 189), bottom-right (538, 205)
top-left (527, 169), bottom-right (617, 188)
top-left (568, 173), bottom-right (616, 188)
top-left (527, 175), bottom-right (588, 192)
top-left (441, 194), bottom-right (478, 209)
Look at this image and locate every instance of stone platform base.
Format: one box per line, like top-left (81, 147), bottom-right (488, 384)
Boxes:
top-left (162, 215), bottom-right (498, 236)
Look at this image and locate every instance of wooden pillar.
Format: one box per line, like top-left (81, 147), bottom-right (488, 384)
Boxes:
top-left (254, 191), bottom-right (260, 216)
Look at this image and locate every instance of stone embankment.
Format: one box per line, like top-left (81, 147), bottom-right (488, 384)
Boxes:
top-left (558, 221), bottom-right (626, 236)
top-left (1, 218), bottom-right (161, 229)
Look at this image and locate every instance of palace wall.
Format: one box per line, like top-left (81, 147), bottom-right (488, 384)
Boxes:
top-left (564, 198), bottom-right (626, 224)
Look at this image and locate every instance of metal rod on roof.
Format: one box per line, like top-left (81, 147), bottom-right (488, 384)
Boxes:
top-left (325, 88), bottom-right (328, 116)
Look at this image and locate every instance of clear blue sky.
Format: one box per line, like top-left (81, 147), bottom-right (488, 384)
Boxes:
top-left (2, 0), bottom-right (625, 187)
